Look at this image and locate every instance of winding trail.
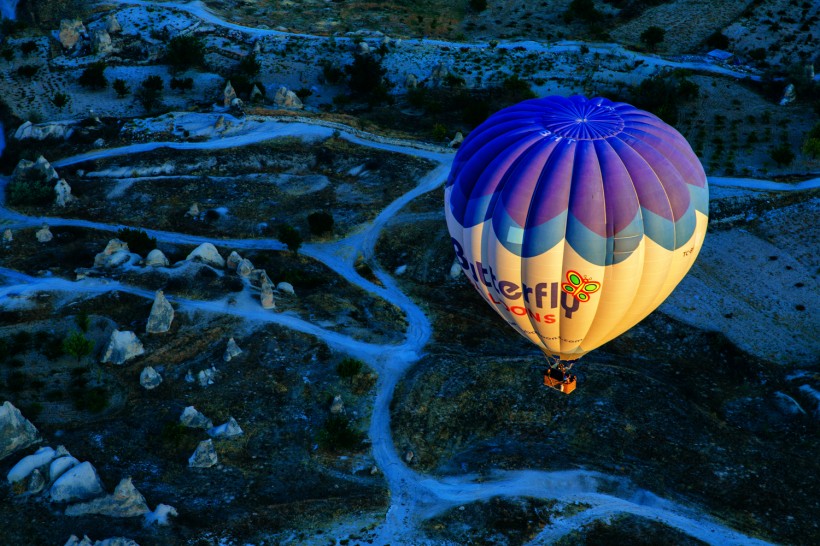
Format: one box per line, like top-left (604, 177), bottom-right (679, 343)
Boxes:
top-left (1, 111), bottom-right (805, 544)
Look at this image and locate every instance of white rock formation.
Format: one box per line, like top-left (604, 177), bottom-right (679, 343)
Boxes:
top-left (226, 250), bottom-right (242, 270)
top-left (14, 155), bottom-right (60, 181)
top-left (146, 290), bottom-right (173, 334)
top-left (394, 265), bottom-right (407, 276)
top-left (207, 417), bottom-right (243, 439)
top-left (223, 81), bottom-right (237, 107)
top-left (405, 73), bottom-right (418, 89)
top-left (449, 131), bottom-right (464, 148)
top-left (260, 281), bottom-right (276, 309)
top-left (7, 446), bottom-right (56, 483)
top-left (0, 402), bottom-right (39, 461)
top-left (65, 477), bottom-right (150, 517)
top-left (2, 228), bottom-right (11, 243)
top-left (197, 368), bottom-right (216, 387)
top-left (185, 243), bottom-right (225, 268)
top-left (250, 84), bottom-right (263, 102)
top-left (273, 86), bottom-right (303, 109)
top-left (144, 503), bottom-right (177, 526)
top-left (276, 281), bottom-right (295, 295)
top-left (91, 29), bottom-right (112, 54)
top-left (188, 439), bottom-right (218, 468)
top-left (185, 202), bottom-right (200, 218)
top-left (101, 330), bottom-right (145, 365)
top-left (236, 258), bottom-right (254, 277)
top-left (14, 121), bottom-right (75, 141)
top-left (26, 468), bottom-right (47, 494)
top-left (50, 461), bottom-right (105, 502)
top-left (50, 455), bottom-right (80, 482)
top-left (179, 406), bottom-right (213, 429)
top-left (36, 224), bottom-right (53, 243)
top-left (330, 395), bottom-right (345, 414)
top-left (94, 239), bottom-right (130, 268)
top-left (105, 13), bottom-right (122, 34)
top-left (449, 260), bottom-right (463, 279)
top-left (139, 367), bottom-right (162, 390)
top-left (55, 179), bottom-right (75, 207)
top-left (58, 19), bottom-right (86, 49)
top-left (779, 83), bottom-right (796, 106)
top-left (144, 249), bottom-right (169, 267)
top-left (223, 337), bottom-right (242, 362)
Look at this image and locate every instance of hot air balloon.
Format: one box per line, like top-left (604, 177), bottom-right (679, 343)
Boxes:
top-left (444, 95), bottom-right (708, 393)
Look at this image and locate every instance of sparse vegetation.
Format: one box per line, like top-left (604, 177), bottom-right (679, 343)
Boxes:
top-left (62, 331), bottom-right (94, 363)
top-left (113, 78), bottom-right (130, 98)
top-left (317, 414), bottom-right (364, 452)
top-left (165, 35), bottom-right (205, 73)
top-left (6, 166), bottom-right (54, 206)
top-left (51, 92), bottom-right (68, 108)
top-left (117, 227), bottom-right (157, 255)
top-left (336, 357), bottom-right (364, 378)
top-left (78, 61), bottom-right (108, 90)
top-left (135, 75), bottom-right (164, 113)
top-left (640, 26), bottom-right (665, 51)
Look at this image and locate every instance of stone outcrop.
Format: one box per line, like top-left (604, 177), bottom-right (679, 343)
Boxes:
top-left (13, 155), bottom-right (60, 182)
top-left (197, 368), bottom-right (216, 387)
top-left (59, 19), bottom-right (86, 50)
top-left (223, 81), bottom-right (236, 107)
top-left (105, 14), bottom-right (122, 34)
top-left (449, 131), bottom-right (464, 148)
top-left (226, 251), bottom-right (242, 270)
top-left (14, 121), bottom-right (75, 141)
top-left (3, 229), bottom-right (11, 243)
top-left (223, 337), bottom-right (242, 362)
top-left (144, 504), bottom-right (177, 526)
top-left (7, 446), bottom-right (56, 483)
top-left (449, 260), bottom-right (463, 279)
top-left (186, 203), bottom-right (200, 217)
top-left (139, 367), bottom-right (162, 390)
top-left (55, 179), bottom-right (75, 207)
top-left (144, 249), bottom-right (169, 267)
top-left (179, 406), bottom-right (213, 429)
top-left (276, 282), bottom-right (295, 295)
top-left (185, 243), bottom-right (225, 268)
top-left (273, 86), bottom-right (303, 109)
top-left (208, 417), bottom-right (243, 439)
top-left (237, 258), bottom-right (254, 277)
top-left (405, 73), bottom-right (418, 89)
top-left (330, 395), bottom-right (345, 414)
top-left (430, 62), bottom-right (449, 85)
top-left (146, 290), bottom-right (173, 333)
top-left (0, 402), bottom-right (39, 461)
top-left (65, 477), bottom-right (150, 517)
top-left (36, 224), bottom-right (53, 243)
top-left (188, 439), bottom-right (218, 468)
top-left (250, 84), bottom-right (264, 103)
top-left (91, 29), bottom-right (112, 54)
top-left (94, 239), bottom-right (130, 268)
top-left (260, 280), bottom-right (276, 309)
top-left (50, 461), bottom-right (105, 503)
top-left (50, 455), bottom-right (80, 482)
top-left (779, 83), bottom-right (796, 106)
top-left (101, 330), bottom-right (145, 365)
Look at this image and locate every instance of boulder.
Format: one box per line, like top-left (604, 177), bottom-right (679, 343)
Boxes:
top-left (2, 228), bottom-right (11, 243)
top-left (188, 439), bottom-right (218, 468)
top-left (185, 243), bottom-right (225, 268)
top-left (94, 239), bottom-right (130, 268)
top-left (230, 96), bottom-right (244, 113)
top-left (207, 417), bottom-right (243, 438)
top-left (65, 477), bottom-right (150, 517)
top-left (223, 81), bottom-right (237, 107)
top-left (26, 468), bottom-right (47, 495)
top-left (276, 281), bottom-right (295, 295)
top-left (431, 62), bottom-right (449, 85)
top-left (779, 83), bottom-right (796, 106)
top-left (7, 446), bottom-right (57, 483)
top-left (101, 330), bottom-right (145, 365)
top-left (50, 461), bottom-right (105, 503)
top-left (0, 402), bottom-right (39, 461)
top-left (185, 203), bottom-right (200, 217)
top-left (449, 260), bottom-right (463, 279)
top-left (50, 455), bottom-right (80, 482)
top-left (58, 19), bottom-right (86, 50)
top-left (144, 503), bottom-right (177, 526)
top-left (394, 265), bottom-right (407, 276)
top-left (356, 41), bottom-right (370, 55)
top-left (144, 249), bottom-right (169, 267)
top-left (13, 155), bottom-right (60, 181)
top-left (91, 29), bottom-right (112, 54)
top-left (449, 131), bottom-right (464, 148)
top-left (330, 395), bottom-right (345, 414)
top-left (236, 258), bottom-right (254, 277)
top-left (105, 14), bottom-right (122, 34)
top-left (139, 367), bottom-right (162, 390)
top-left (197, 368), bottom-right (216, 387)
top-left (404, 73), bottom-right (418, 89)
top-left (146, 290), bottom-right (173, 333)
top-left (223, 337), bottom-right (242, 362)
top-left (273, 86), bottom-right (303, 109)
top-left (14, 121), bottom-right (74, 141)
top-left (250, 269), bottom-right (272, 288)
top-left (55, 179), bottom-right (75, 207)
top-left (36, 224), bottom-right (53, 243)
top-left (226, 250), bottom-right (242, 270)
top-left (260, 281), bottom-right (276, 309)
top-left (179, 406), bottom-right (213, 429)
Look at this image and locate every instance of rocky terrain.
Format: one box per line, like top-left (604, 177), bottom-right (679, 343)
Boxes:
top-left (0, 1), bottom-right (818, 545)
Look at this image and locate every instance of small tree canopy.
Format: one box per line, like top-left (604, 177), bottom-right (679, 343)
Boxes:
top-left (166, 35), bottom-right (205, 73)
top-left (63, 331), bottom-right (94, 363)
top-left (79, 61), bottom-right (107, 90)
top-left (640, 26), bottom-right (665, 51)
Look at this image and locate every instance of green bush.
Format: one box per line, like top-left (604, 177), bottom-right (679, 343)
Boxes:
top-left (20, 40), bottom-right (36, 55)
top-left (78, 61), bottom-right (107, 90)
top-left (51, 92), bottom-right (69, 108)
top-left (112, 78), bottom-right (130, 98)
top-left (277, 224), bottom-right (302, 254)
top-left (135, 77), bottom-right (163, 113)
top-left (166, 35), bottom-right (205, 73)
top-left (640, 26), bottom-right (665, 51)
top-left (75, 310), bottom-right (91, 333)
top-left (308, 211), bottom-right (334, 236)
top-left (62, 331), bottom-right (93, 363)
top-left (117, 227), bottom-right (157, 255)
top-left (802, 123), bottom-right (820, 158)
top-left (337, 357), bottom-right (364, 378)
top-left (6, 167), bottom-right (54, 206)
top-left (170, 77), bottom-right (193, 92)
top-left (317, 415), bottom-right (364, 452)
top-left (345, 53), bottom-right (391, 106)
top-left (71, 386), bottom-right (109, 413)
top-left (238, 53), bottom-right (261, 78)
top-left (769, 143), bottom-right (795, 166)
top-left (432, 123), bottom-right (447, 141)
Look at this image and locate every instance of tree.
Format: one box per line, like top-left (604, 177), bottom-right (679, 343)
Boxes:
top-left (705, 31), bottom-right (729, 50)
top-left (78, 61), bottom-right (107, 89)
top-left (237, 53), bottom-right (260, 78)
top-left (308, 211), bottom-right (334, 236)
top-left (170, 77), bottom-right (193, 93)
top-left (51, 92), bottom-right (68, 108)
top-left (277, 224), bottom-right (302, 254)
top-left (62, 331), bottom-right (94, 363)
top-left (135, 76), bottom-right (164, 113)
top-left (112, 78), bottom-right (130, 97)
top-left (337, 357), bottom-right (363, 378)
top-left (345, 53), bottom-right (391, 106)
top-left (803, 123), bottom-right (820, 158)
top-left (165, 35), bottom-right (205, 73)
top-left (770, 143), bottom-right (795, 166)
top-left (640, 26), bottom-right (665, 51)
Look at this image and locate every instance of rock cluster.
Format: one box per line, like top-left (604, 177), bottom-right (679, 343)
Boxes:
top-left (180, 406), bottom-right (213, 429)
top-left (186, 243), bottom-right (225, 268)
top-left (14, 121), bottom-right (75, 141)
top-left (55, 179), bottom-right (75, 207)
top-left (65, 477), bottom-right (149, 517)
top-left (146, 290), bottom-right (174, 333)
top-left (94, 239), bottom-right (130, 268)
top-left (65, 536), bottom-right (139, 546)
top-left (273, 86), bottom-right (303, 109)
top-left (101, 330), bottom-right (145, 365)
top-left (59, 19), bottom-right (86, 50)
top-left (223, 337), bottom-right (242, 361)
top-left (91, 29), bottom-right (112, 54)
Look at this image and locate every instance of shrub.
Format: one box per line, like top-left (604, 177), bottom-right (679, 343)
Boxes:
top-left (802, 123), bottom-right (820, 158)
top-left (564, 0), bottom-right (602, 23)
top-left (78, 61), bottom-right (107, 89)
top-left (308, 211), bottom-right (334, 236)
top-left (166, 35), bottom-right (205, 73)
top-left (432, 123), bottom-right (447, 141)
top-left (640, 26), bottom-right (665, 51)
top-left (16, 64), bottom-right (38, 78)
top-left (62, 331), bottom-right (94, 363)
top-left (6, 166), bottom-right (54, 206)
top-left (769, 143), bottom-right (795, 166)
top-left (71, 386), bottom-right (109, 413)
top-left (75, 310), bottom-right (91, 333)
top-left (345, 53), bottom-right (391, 106)
top-left (321, 60), bottom-right (345, 84)
top-left (277, 224), bottom-right (302, 254)
top-left (112, 78), bottom-right (129, 97)
top-left (237, 53), bottom-right (261, 78)
top-left (135, 76), bottom-right (164, 113)
top-left (142, 75), bottom-right (163, 91)
top-left (317, 415), bottom-right (364, 452)
top-left (705, 31), bottom-right (729, 50)
top-left (337, 357), bottom-right (364, 378)
top-left (116, 227), bottom-right (157, 255)
top-left (51, 92), bottom-right (68, 108)
top-left (170, 76), bottom-right (193, 92)
top-left (20, 40), bottom-right (36, 55)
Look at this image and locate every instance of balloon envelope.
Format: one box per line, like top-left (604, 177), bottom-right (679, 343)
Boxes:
top-left (445, 95), bottom-right (708, 361)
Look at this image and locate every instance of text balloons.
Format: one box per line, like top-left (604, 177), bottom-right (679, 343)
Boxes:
top-left (445, 95), bottom-right (708, 361)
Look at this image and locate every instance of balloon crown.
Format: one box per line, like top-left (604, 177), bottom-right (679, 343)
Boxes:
top-left (539, 96), bottom-right (625, 140)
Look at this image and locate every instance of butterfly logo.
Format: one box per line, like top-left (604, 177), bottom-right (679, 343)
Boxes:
top-left (562, 270), bottom-right (600, 303)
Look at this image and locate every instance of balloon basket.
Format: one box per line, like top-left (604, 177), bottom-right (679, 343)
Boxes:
top-left (544, 368), bottom-right (576, 395)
